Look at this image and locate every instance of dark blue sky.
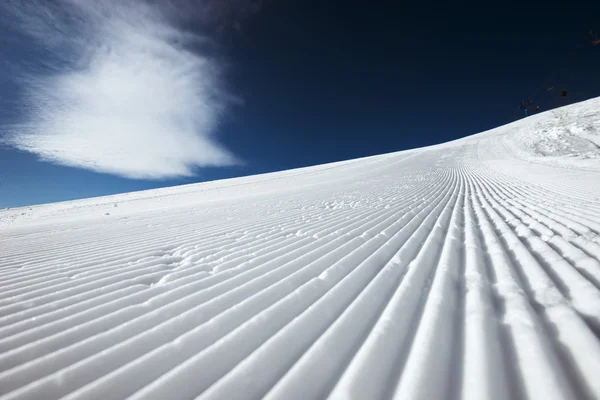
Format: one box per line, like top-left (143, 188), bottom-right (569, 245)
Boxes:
top-left (1, 1), bottom-right (599, 208)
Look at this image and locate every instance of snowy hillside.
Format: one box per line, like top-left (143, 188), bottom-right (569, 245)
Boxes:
top-left (1, 97), bottom-right (600, 400)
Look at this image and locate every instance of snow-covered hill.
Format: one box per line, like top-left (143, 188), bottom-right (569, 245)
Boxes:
top-left (1, 97), bottom-right (600, 400)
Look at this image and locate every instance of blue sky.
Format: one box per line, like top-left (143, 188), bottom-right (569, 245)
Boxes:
top-left (1, 1), bottom-right (599, 208)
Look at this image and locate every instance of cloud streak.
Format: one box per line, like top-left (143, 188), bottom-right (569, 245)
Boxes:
top-left (2, 0), bottom-right (241, 179)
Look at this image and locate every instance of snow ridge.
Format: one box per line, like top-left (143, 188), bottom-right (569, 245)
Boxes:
top-left (1, 99), bottom-right (600, 399)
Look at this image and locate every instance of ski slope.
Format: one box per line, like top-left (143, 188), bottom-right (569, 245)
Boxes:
top-left (1, 98), bottom-right (600, 400)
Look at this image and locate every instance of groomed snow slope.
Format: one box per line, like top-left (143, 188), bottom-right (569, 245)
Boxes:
top-left (1, 98), bottom-right (600, 400)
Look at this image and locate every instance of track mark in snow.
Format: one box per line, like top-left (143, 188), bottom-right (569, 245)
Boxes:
top-left (1, 98), bottom-right (600, 399)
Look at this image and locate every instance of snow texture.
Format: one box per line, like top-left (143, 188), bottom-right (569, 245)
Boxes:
top-left (1, 97), bottom-right (600, 400)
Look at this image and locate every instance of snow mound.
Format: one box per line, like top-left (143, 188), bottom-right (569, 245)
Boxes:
top-left (1, 97), bottom-right (600, 400)
top-left (469, 96), bottom-right (600, 171)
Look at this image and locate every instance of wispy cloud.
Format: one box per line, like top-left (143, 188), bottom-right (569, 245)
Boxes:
top-left (1, 0), bottom-right (244, 179)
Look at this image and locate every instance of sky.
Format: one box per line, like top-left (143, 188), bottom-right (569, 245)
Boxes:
top-left (1, 0), bottom-right (599, 208)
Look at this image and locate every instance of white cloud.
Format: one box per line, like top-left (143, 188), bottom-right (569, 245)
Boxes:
top-left (2, 0), bottom-right (240, 179)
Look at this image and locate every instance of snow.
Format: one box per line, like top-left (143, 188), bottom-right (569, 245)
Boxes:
top-left (1, 97), bottom-right (600, 400)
